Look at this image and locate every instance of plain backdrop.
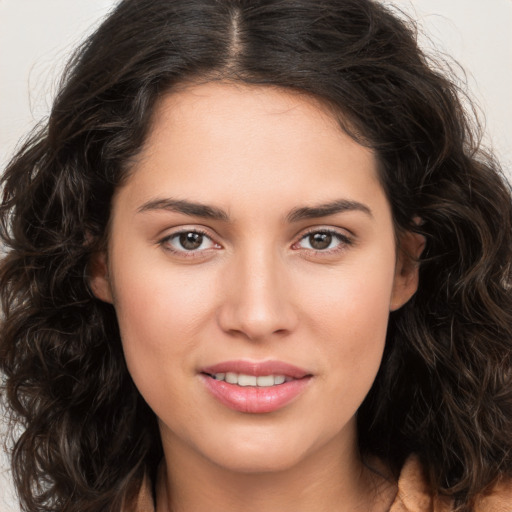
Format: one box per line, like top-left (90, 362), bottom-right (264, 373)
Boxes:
top-left (1, 1), bottom-right (511, 510)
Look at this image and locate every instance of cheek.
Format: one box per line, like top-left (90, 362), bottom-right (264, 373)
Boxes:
top-left (303, 257), bottom-right (395, 391)
top-left (108, 251), bottom-right (217, 384)
top-left (305, 249), bottom-right (395, 328)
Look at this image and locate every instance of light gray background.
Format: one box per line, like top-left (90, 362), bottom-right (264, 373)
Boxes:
top-left (1, 1), bottom-right (511, 510)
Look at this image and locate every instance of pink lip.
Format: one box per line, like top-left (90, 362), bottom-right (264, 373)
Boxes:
top-left (200, 360), bottom-right (312, 414)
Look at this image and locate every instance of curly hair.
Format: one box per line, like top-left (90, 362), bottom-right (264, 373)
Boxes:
top-left (1, 0), bottom-right (511, 510)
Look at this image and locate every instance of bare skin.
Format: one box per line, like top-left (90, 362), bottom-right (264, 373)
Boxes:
top-left (154, 431), bottom-right (397, 512)
top-left (90, 82), bottom-right (423, 512)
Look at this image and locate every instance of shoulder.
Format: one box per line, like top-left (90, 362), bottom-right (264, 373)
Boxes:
top-left (390, 455), bottom-right (512, 512)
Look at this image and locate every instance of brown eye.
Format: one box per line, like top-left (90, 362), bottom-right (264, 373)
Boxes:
top-left (162, 230), bottom-right (217, 254)
top-left (179, 232), bottom-right (204, 250)
top-left (308, 232), bottom-right (332, 250)
top-left (295, 230), bottom-right (352, 253)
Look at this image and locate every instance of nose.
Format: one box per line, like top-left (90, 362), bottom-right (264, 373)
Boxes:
top-left (216, 248), bottom-right (299, 341)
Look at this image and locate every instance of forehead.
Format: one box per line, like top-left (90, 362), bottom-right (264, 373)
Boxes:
top-left (116, 81), bottom-right (387, 224)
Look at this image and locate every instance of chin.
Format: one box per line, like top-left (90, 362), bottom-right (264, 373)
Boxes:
top-left (210, 446), bottom-right (308, 475)
top-left (196, 426), bottom-right (323, 475)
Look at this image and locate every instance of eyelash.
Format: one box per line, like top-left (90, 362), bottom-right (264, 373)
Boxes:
top-left (158, 227), bottom-right (353, 257)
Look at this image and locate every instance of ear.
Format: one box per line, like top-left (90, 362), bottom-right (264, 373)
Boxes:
top-left (88, 251), bottom-right (114, 304)
top-left (390, 229), bottom-right (425, 311)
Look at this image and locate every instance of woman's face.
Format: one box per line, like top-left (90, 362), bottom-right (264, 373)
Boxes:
top-left (91, 82), bottom-right (421, 473)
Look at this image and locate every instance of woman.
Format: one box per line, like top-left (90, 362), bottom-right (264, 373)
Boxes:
top-left (1, 1), bottom-right (511, 511)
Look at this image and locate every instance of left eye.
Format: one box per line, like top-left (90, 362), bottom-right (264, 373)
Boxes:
top-left (164, 231), bottom-right (216, 252)
top-left (296, 231), bottom-right (349, 251)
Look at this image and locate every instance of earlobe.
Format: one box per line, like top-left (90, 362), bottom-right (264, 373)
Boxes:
top-left (390, 230), bottom-right (425, 311)
top-left (88, 251), bottom-right (114, 304)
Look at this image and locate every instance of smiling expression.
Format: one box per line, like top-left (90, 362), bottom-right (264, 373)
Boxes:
top-left (90, 81), bottom-right (420, 474)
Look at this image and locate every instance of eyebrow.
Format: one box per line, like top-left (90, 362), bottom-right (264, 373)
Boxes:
top-left (286, 199), bottom-right (372, 223)
top-left (137, 197), bottom-right (372, 222)
top-left (137, 198), bottom-right (230, 221)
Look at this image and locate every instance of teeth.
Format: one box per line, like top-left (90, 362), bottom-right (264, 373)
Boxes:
top-left (225, 372), bottom-right (238, 384)
top-left (212, 372), bottom-right (289, 387)
top-left (238, 374), bottom-right (257, 386)
top-left (257, 375), bottom-right (274, 387)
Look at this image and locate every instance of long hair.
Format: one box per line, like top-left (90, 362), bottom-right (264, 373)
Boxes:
top-left (1, 1), bottom-right (511, 510)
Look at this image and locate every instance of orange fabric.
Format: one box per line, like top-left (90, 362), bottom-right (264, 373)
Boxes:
top-left (389, 456), bottom-right (452, 512)
top-left (390, 455), bottom-right (512, 512)
top-left (131, 456), bottom-right (512, 511)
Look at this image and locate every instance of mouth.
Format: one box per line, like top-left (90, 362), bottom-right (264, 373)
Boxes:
top-left (200, 360), bottom-right (312, 413)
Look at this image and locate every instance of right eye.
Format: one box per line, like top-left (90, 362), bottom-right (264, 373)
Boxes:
top-left (159, 229), bottom-right (220, 255)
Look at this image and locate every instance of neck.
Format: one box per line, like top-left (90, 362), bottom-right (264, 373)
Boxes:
top-left (156, 428), bottom-right (396, 512)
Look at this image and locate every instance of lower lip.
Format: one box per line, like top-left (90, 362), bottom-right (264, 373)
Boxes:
top-left (201, 375), bottom-right (311, 413)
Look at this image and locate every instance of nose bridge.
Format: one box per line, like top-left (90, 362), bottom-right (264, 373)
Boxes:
top-left (217, 242), bottom-right (297, 340)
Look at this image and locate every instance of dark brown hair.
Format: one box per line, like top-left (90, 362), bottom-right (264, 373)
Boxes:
top-left (1, 1), bottom-right (511, 511)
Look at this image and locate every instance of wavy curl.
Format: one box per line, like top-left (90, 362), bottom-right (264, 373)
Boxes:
top-left (1, 1), bottom-right (511, 510)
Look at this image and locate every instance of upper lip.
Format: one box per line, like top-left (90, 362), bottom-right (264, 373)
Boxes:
top-left (200, 360), bottom-right (311, 379)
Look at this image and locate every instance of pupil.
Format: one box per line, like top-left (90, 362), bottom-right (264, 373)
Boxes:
top-left (310, 233), bottom-right (332, 250)
top-left (180, 232), bottom-right (203, 250)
